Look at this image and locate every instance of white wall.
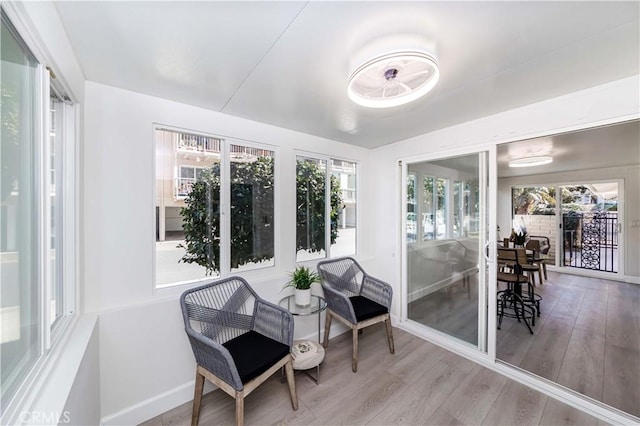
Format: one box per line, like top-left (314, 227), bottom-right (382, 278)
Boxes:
top-left (498, 165), bottom-right (640, 279)
top-left (82, 82), bottom-right (372, 423)
top-left (369, 76), bottom-right (640, 318)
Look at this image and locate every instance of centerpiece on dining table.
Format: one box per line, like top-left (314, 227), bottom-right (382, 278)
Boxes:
top-left (510, 219), bottom-right (528, 247)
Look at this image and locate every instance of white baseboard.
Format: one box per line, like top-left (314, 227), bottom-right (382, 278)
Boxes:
top-left (101, 381), bottom-right (194, 426)
top-left (546, 265), bottom-right (640, 284)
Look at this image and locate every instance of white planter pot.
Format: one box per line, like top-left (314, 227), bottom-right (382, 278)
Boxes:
top-left (294, 288), bottom-right (311, 306)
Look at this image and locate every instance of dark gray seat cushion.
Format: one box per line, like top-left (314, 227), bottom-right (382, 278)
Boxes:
top-left (349, 296), bottom-right (388, 322)
top-left (223, 330), bottom-right (289, 383)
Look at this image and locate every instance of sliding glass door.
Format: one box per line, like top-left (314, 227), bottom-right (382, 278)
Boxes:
top-left (404, 150), bottom-right (493, 351)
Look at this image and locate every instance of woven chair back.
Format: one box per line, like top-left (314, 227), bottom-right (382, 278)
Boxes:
top-left (317, 257), bottom-right (363, 297)
top-left (182, 277), bottom-right (256, 344)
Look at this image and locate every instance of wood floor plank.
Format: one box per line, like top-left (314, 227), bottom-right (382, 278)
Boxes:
top-left (519, 315), bottom-right (574, 381)
top-left (602, 344), bottom-right (640, 417)
top-left (368, 358), bottom-right (473, 425)
top-left (496, 318), bottom-right (537, 365)
top-left (423, 407), bottom-right (466, 426)
top-left (384, 335), bottom-right (447, 386)
top-left (548, 286), bottom-right (585, 322)
top-left (138, 415), bottom-right (162, 426)
top-left (605, 295), bottom-right (640, 350)
top-left (441, 364), bottom-right (509, 424)
top-left (540, 397), bottom-right (599, 425)
top-left (310, 371), bottom-right (405, 425)
top-left (555, 327), bottom-right (605, 401)
top-left (482, 380), bottom-right (548, 426)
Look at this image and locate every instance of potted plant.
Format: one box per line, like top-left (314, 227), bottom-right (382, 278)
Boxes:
top-left (286, 266), bottom-right (320, 306)
top-left (510, 224), bottom-right (528, 247)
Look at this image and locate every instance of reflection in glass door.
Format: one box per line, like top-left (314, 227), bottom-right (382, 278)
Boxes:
top-left (406, 153), bottom-right (488, 349)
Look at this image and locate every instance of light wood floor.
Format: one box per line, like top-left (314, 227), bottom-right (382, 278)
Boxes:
top-left (142, 326), bottom-right (604, 426)
top-left (497, 271), bottom-right (640, 418)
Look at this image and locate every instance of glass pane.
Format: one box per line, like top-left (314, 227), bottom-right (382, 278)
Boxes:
top-left (436, 178), bottom-right (447, 240)
top-left (180, 166), bottom-right (195, 179)
top-left (49, 91), bottom-right (64, 328)
top-left (559, 183), bottom-right (618, 273)
top-left (510, 185), bottom-right (557, 257)
top-left (229, 144), bottom-right (275, 271)
top-left (453, 181), bottom-right (462, 238)
top-left (422, 176), bottom-right (434, 240)
top-left (296, 156), bottom-right (326, 262)
top-left (407, 154), bottom-right (482, 347)
top-left (330, 159), bottom-right (356, 256)
top-left (1, 11), bottom-right (41, 409)
top-left (155, 130), bottom-right (221, 286)
top-left (406, 174), bottom-right (416, 243)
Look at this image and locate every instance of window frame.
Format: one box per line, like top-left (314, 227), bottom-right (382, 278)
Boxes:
top-left (0, 5), bottom-right (77, 423)
top-left (294, 151), bottom-right (359, 263)
top-left (153, 124), bottom-right (279, 288)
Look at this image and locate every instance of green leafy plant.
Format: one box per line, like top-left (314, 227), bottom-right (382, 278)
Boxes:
top-left (179, 157), bottom-right (343, 275)
top-left (295, 160), bottom-right (343, 253)
top-left (178, 163), bottom-right (222, 275)
top-left (285, 266), bottom-right (320, 290)
top-left (179, 156), bottom-right (275, 275)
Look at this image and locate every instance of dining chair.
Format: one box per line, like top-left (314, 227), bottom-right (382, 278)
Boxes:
top-left (529, 235), bottom-right (551, 279)
top-left (180, 277), bottom-right (298, 426)
top-left (317, 257), bottom-right (394, 373)
top-left (521, 240), bottom-right (544, 285)
top-left (497, 248), bottom-right (537, 334)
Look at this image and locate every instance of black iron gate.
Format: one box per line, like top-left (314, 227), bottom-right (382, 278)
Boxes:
top-left (562, 212), bottom-right (618, 273)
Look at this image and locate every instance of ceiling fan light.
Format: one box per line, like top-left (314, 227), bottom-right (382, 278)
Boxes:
top-left (509, 156), bottom-right (553, 168)
top-left (347, 51), bottom-right (439, 108)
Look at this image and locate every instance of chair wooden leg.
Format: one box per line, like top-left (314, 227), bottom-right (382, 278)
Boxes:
top-left (191, 369), bottom-right (205, 426)
top-left (284, 360), bottom-right (298, 410)
top-left (323, 311), bottom-right (332, 348)
top-left (352, 326), bottom-right (358, 373)
top-left (235, 391), bottom-right (244, 426)
top-left (385, 318), bottom-right (395, 354)
top-left (538, 267), bottom-right (544, 284)
top-left (542, 263), bottom-right (547, 280)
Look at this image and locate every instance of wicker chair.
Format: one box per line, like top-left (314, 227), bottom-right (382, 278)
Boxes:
top-left (180, 277), bottom-right (298, 426)
top-left (317, 257), bottom-right (394, 372)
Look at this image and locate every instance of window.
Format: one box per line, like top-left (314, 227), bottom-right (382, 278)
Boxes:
top-left (155, 128), bottom-right (275, 286)
top-left (422, 176), bottom-right (447, 240)
top-left (295, 155), bottom-right (356, 262)
top-left (229, 144), bottom-right (275, 271)
top-left (330, 159), bottom-right (356, 257)
top-left (1, 11), bottom-right (40, 410)
top-left (49, 86), bottom-right (65, 329)
top-left (1, 9), bottom-right (76, 416)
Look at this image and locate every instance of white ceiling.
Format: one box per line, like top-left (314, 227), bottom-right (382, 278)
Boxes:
top-left (406, 120), bottom-right (640, 178)
top-left (55, 1), bottom-right (639, 150)
top-left (497, 120), bottom-right (640, 178)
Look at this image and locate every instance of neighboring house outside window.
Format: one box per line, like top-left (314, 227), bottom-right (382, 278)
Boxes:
top-left (154, 128), bottom-right (275, 287)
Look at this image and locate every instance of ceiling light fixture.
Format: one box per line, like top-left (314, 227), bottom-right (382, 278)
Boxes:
top-left (347, 51), bottom-right (439, 108)
top-left (508, 156), bottom-right (553, 168)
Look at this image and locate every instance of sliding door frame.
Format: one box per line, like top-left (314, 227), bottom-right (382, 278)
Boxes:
top-left (399, 143), bottom-right (497, 363)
